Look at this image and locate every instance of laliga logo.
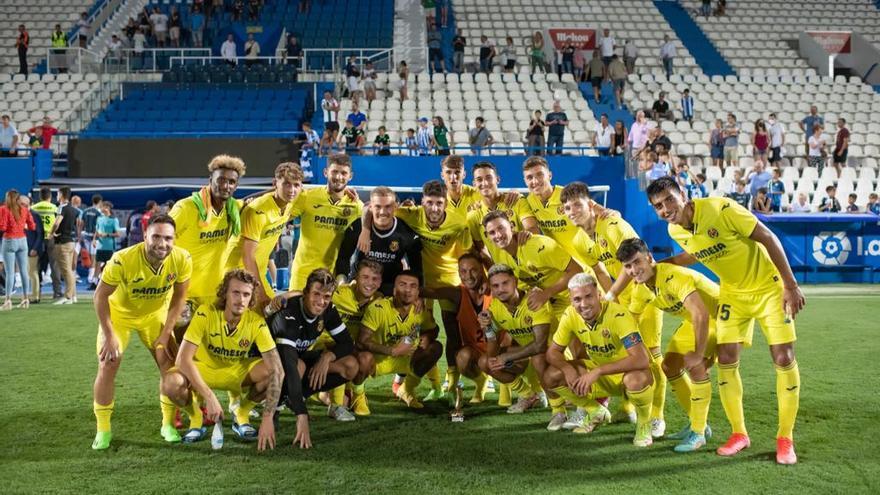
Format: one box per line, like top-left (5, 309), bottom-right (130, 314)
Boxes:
top-left (811, 232), bottom-right (851, 265)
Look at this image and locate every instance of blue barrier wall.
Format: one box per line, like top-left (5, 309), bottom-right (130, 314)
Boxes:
top-left (0, 150), bottom-right (53, 195)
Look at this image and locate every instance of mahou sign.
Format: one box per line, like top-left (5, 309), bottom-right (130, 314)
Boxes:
top-left (807, 31), bottom-right (852, 54)
top-left (546, 28), bottom-right (597, 50)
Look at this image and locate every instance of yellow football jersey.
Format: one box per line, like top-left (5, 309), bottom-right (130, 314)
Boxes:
top-left (669, 197), bottom-right (780, 293)
top-left (226, 191), bottom-right (296, 295)
top-left (184, 305), bottom-right (275, 369)
top-left (289, 187), bottom-right (363, 291)
top-left (487, 295), bottom-right (552, 347)
top-left (361, 297), bottom-right (437, 347)
top-left (571, 216), bottom-right (639, 279)
top-left (170, 197), bottom-right (241, 301)
top-left (628, 263), bottom-right (720, 321)
top-left (486, 234), bottom-right (572, 292)
top-left (553, 302), bottom-right (642, 365)
top-left (396, 206), bottom-right (471, 287)
top-left (466, 195), bottom-right (535, 247)
top-left (525, 186), bottom-right (596, 269)
top-left (332, 281), bottom-right (377, 330)
top-left (101, 243), bottom-right (193, 321)
top-left (446, 184), bottom-right (482, 218)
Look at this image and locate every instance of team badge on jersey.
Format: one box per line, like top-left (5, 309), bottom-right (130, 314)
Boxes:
top-left (708, 228), bottom-right (719, 238)
top-left (317, 319), bottom-right (325, 333)
top-left (524, 315), bottom-right (533, 326)
top-left (166, 273), bottom-right (177, 283)
top-left (556, 206), bottom-right (565, 215)
top-left (342, 206), bottom-right (352, 217)
top-left (238, 338), bottom-right (251, 348)
top-left (602, 328), bottom-right (612, 339)
top-left (389, 240), bottom-right (399, 252)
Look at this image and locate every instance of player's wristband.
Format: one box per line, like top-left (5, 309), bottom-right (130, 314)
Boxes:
top-left (603, 291), bottom-right (615, 302)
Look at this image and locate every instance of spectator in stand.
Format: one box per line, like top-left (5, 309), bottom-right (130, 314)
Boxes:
top-left (285, 34), bottom-right (301, 68)
top-left (48, 186), bottom-right (78, 305)
top-left (452, 29), bottom-right (466, 73)
top-left (727, 180), bottom-right (751, 210)
top-left (501, 37), bottom-right (517, 74)
top-left (362, 61), bottom-right (377, 105)
top-left (76, 12), bottom-right (90, 48)
top-left (701, 0), bottom-right (712, 18)
top-left (50, 24), bottom-right (68, 73)
top-left (137, 8), bottom-right (152, 38)
top-left (651, 126), bottom-right (673, 155)
top-left (832, 118), bottom-right (849, 178)
top-left (817, 185), bottom-right (841, 213)
top-left (649, 92), bottom-right (674, 121)
top-left (593, 113), bottom-right (614, 156)
top-left (16, 24), bottom-right (29, 75)
top-left (416, 117), bottom-right (434, 156)
top-left (423, 0), bottom-right (435, 29)
top-left (714, 0), bottom-right (727, 16)
top-left (752, 119), bottom-right (770, 168)
top-left (708, 118), bottom-right (724, 171)
top-left (722, 113), bottom-right (740, 171)
top-left (545, 101), bottom-right (569, 155)
top-left (529, 31), bottom-right (545, 74)
top-left (468, 117), bottom-right (494, 156)
top-left (141, 200), bottom-right (159, 234)
top-left (319, 126), bottom-right (338, 155)
top-left (339, 119), bottom-right (364, 155)
top-left (526, 110), bottom-right (545, 156)
top-left (133, 27), bottom-right (147, 65)
top-left (573, 44), bottom-right (585, 81)
top-left (584, 49), bottom-right (605, 103)
top-left (123, 18), bottom-right (137, 43)
top-left (675, 159), bottom-right (692, 189)
top-left (642, 151), bottom-right (670, 183)
top-left (690, 173), bottom-right (708, 199)
top-left (479, 35), bottom-right (496, 74)
top-left (612, 119), bottom-right (627, 156)
top-left (427, 24), bottom-right (445, 75)
top-left (21, 195), bottom-right (43, 303)
top-left (561, 41), bottom-right (575, 76)
top-left (628, 110), bottom-right (650, 160)
top-left (0, 115), bottom-right (19, 157)
top-left (607, 54), bottom-right (627, 108)
top-left (321, 90), bottom-right (340, 139)
top-left (747, 162), bottom-right (771, 198)
top-left (788, 192), bottom-right (811, 213)
top-left (728, 169), bottom-right (743, 194)
top-left (768, 168), bottom-right (785, 213)
top-left (150, 7), bottom-right (168, 48)
top-left (624, 39), bottom-right (638, 74)
top-left (753, 188), bottom-right (772, 214)
top-left (767, 112), bottom-right (785, 166)
top-left (432, 116), bottom-right (452, 155)
top-left (232, 0), bottom-right (244, 21)
top-left (659, 35), bottom-right (676, 78)
top-left (299, 122), bottom-right (319, 178)
top-left (799, 105), bottom-right (823, 156)
top-left (373, 126), bottom-right (391, 156)
top-left (347, 101), bottom-right (367, 133)
top-left (221, 34), bottom-right (237, 65)
top-left (598, 28), bottom-right (615, 67)
top-left (398, 61), bottom-right (409, 100)
top-left (168, 7), bottom-right (181, 48)
top-left (248, 0), bottom-right (261, 21)
top-left (27, 127), bottom-right (43, 149)
top-left (807, 123), bottom-right (827, 174)
top-left (845, 193), bottom-right (859, 213)
top-left (866, 193), bottom-right (880, 215)
top-left (403, 128), bottom-right (418, 156)
top-left (108, 35), bottom-right (123, 62)
top-left (680, 88), bottom-right (694, 125)
top-left (436, 0), bottom-right (449, 28)
top-left (244, 33), bottom-right (260, 67)
top-left (0, 189), bottom-right (35, 310)
top-left (190, 6), bottom-right (205, 47)
top-left (93, 201), bottom-right (120, 283)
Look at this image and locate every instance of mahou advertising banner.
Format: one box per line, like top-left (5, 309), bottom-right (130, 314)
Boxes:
top-left (543, 27), bottom-right (596, 61)
top-left (807, 31), bottom-right (852, 54)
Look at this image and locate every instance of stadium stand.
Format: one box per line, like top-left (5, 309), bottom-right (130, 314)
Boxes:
top-left (0, 0), bottom-right (94, 74)
top-left (0, 71), bottom-right (104, 137)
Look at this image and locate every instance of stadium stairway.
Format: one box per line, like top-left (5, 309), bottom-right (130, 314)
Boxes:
top-left (435, 1), bottom-right (457, 74)
top-left (652, 0), bottom-right (735, 77)
top-left (578, 82), bottom-right (635, 130)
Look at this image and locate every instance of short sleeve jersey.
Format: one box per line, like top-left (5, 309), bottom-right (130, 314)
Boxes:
top-left (446, 184), bottom-right (482, 219)
top-left (396, 206), bottom-right (471, 287)
top-left (101, 243), bottom-right (193, 320)
top-left (668, 197), bottom-right (780, 294)
top-left (525, 185), bottom-right (594, 269)
top-left (487, 234), bottom-right (572, 293)
top-left (184, 305), bottom-right (275, 369)
top-left (466, 196), bottom-right (535, 246)
top-left (628, 263), bottom-right (720, 321)
top-left (553, 302), bottom-right (642, 365)
top-left (487, 295), bottom-right (551, 347)
top-left (361, 297), bottom-right (437, 346)
top-left (570, 216), bottom-right (639, 279)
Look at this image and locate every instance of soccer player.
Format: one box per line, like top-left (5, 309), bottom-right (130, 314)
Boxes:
top-left (226, 162), bottom-right (303, 303)
top-left (644, 176), bottom-right (805, 464)
top-left (335, 186), bottom-right (422, 295)
top-left (440, 155), bottom-right (481, 218)
top-left (478, 264), bottom-right (551, 416)
top-left (616, 238), bottom-right (718, 452)
top-left (544, 273), bottom-right (656, 447)
top-left (266, 269), bottom-right (359, 449)
top-left (353, 271), bottom-right (442, 410)
top-left (162, 270), bottom-right (283, 448)
top-left (561, 181), bottom-right (667, 436)
top-left (289, 153), bottom-right (363, 292)
top-left (466, 161), bottom-right (538, 253)
top-left (91, 214), bottom-right (191, 450)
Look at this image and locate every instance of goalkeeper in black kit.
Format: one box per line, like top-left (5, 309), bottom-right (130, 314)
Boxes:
top-left (265, 269), bottom-right (359, 448)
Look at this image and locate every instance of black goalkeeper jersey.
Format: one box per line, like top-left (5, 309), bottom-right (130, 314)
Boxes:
top-left (335, 217), bottom-right (423, 295)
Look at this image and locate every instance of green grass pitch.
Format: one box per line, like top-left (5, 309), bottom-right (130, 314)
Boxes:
top-left (1, 287), bottom-right (878, 494)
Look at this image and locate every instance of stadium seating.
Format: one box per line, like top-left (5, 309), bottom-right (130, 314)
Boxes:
top-left (0, 71), bottom-right (103, 135)
top-left (161, 63), bottom-right (298, 84)
top-left (0, 0), bottom-right (94, 73)
top-left (84, 83), bottom-right (312, 135)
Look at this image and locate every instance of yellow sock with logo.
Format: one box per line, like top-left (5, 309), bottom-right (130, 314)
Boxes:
top-left (548, 395), bottom-right (567, 415)
top-left (403, 374), bottom-right (422, 395)
top-left (718, 361), bottom-right (747, 434)
top-left (235, 396), bottom-right (256, 426)
top-left (159, 394), bottom-right (176, 427)
top-left (524, 365), bottom-right (543, 396)
top-left (445, 366), bottom-right (460, 392)
top-left (509, 376), bottom-right (533, 396)
top-left (626, 384), bottom-right (655, 426)
top-left (94, 401), bottom-right (114, 433)
top-left (426, 365), bottom-right (442, 391)
top-left (352, 382), bottom-right (366, 396)
top-left (649, 352), bottom-right (666, 420)
top-left (498, 382), bottom-right (512, 406)
top-left (330, 385), bottom-right (346, 406)
top-left (775, 360), bottom-right (800, 439)
top-left (551, 386), bottom-right (603, 415)
top-left (668, 370), bottom-right (693, 416)
top-left (690, 378), bottom-right (712, 434)
top-left (185, 394), bottom-right (203, 430)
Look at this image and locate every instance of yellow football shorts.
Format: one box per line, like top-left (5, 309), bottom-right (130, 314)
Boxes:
top-left (716, 286), bottom-right (796, 346)
top-left (618, 287), bottom-right (664, 350)
top-left (195, 359), bottom-right (263, 394)
top-left (578, 359), bottom-right (626, 398)
top-left (666, 320), bottom-right (718, 359)
top-left (96, 314), bottom-right (165, 356)
top-left (374, 355), bottom-right (413, 376)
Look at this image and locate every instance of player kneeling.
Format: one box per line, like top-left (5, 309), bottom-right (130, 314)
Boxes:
top-left (162, 269), bottom-right (283, 450)
top-left (353, 271), bottom-right (442, 410)
top-left (544, 273), bottom-right (656, 447)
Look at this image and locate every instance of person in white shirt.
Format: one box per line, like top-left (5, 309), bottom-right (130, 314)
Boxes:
top-left (659, 35), bottom-right (676, 78)
top-left (244, 33), bottom-right (260, 66)
top-left (149, 7), bottom-right (168, 47)
top-left (76, 12), bottom-right (90, 48)
top-left (592, 113), bottom-right (615, 156)
top-left (320, 90), bottom-right (340, 140)
top-left (108, 35), bottom-right (123, 61)
top-left (767, 112), bottom-right (785, 166)
top-left (221, 34), bottom-right (237, 65)
top-left (132, 28), bottom-right (147, 64)
top-left (623, 39), bottom-right (638, 74)
top-left (598, 28), bottom-right (615, 67)
top-left (788, 193), bottom-right (811, 213)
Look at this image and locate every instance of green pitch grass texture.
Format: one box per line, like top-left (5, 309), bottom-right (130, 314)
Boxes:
top-left (1, 289), bottom-right (878, 494)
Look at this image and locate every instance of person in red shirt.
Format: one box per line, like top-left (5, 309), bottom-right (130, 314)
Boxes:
top-left (140, 200), bottom-right (160, 233)
top-left (0, 189), bottom-right (36, 310)
top-left (28, 117), bottom-right (59, 150)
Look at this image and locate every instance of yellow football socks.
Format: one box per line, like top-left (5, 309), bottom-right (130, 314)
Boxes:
top-left (185, 394), bottom-right (203, 430)
top-left (668, 370), bottom-right (693, 415)
top-left (690, 378), bottom-right (712, 434)
top-left (159, 394), bottom-right (176, 427)
top-left (445, 366), bottom-right (461, 392)
top-left (426, 365), bottom-right (442, 391)
top-left (548, 395), bottom-right (567, 415)
top-left (236, 397), bottom-right (256, 426)
top-left (775, 360), bottom-right (800, 439)
top-left (649, 352), bottom-right (666, 420)
top-left (626, 384), bottom-right (655, 426)
top-left (718, 361), bottom-right (747, 434)
top-left (94, 401), bottom-right (114, 433)
top-left (330, 385), bottom-right (346, 407)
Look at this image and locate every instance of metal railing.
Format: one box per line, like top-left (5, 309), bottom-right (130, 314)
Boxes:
top-left (106, 48), bottom-right (213, 73)
top-left (45, 47), bottom-right (104, 74)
